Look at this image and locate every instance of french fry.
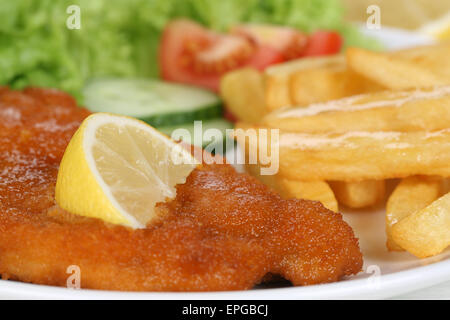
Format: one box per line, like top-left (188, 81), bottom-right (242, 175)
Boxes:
top-left (346, 47), bottom-right (449, 89)
top-left (239, 127), bottom-right (450, 181)
top-left (263, 44), bottom-right (450, 113)
top-left (237, 43), bottom-right (450, 260)
top-left (220, 68), bottom-right (266, 123)
top-left (392, 190), bottom-right (450, 258)
top-left (278, 129), bottom-right (450, 181)
top-left (264, 55), bottom-right (345, 111)
top-left (289, 65), bottom-right (363, 106)
top-left (289, 66), bottom-right (381, 107)
top-left (264, 72), bottom-right (292, 111)
top-left (246, 164), bottom-right (338, 212)
top-left (393, 43), bottom-right (450, 79)
top-left (386, 176), bottom-right (444, 251)
top-left (279, 179), bottom-right (338, 212)
top-left (261, 86), bottom-right (450, 133)
top-left (330, 180), bottom-right (385, 209)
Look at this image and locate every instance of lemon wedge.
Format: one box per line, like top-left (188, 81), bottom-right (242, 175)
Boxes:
top-left (418, 12), bottom-right (450, 40)
top-left (55, 113), bottom-right (198, 228)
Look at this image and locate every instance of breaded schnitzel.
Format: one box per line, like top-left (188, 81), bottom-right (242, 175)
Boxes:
top-left (0, 87), bottom-right (362, 291)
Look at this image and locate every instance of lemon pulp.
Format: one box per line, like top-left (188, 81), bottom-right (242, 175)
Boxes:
top-left (55, 113), bottom-right (198, 228)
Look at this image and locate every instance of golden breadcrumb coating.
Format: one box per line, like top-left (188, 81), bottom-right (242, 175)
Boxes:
top-left (0, 88), bottom-right (362, 291)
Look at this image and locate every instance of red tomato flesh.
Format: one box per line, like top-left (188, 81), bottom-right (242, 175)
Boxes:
top-left (231, 24), bottom-right (309, 60)
top-left (159, 20), bottom-right (343, 92)
top-left (159, 20), bottom-right (284, 91)
top-left (303, 31), bottom-right (343, 57)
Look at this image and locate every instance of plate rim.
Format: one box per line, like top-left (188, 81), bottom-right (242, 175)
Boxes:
top-left (1, 257), bottom-right (449, 299)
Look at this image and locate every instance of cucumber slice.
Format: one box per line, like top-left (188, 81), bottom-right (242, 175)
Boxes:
top-left (83, 78), bottom-right (222, 126)
top-left (157, 118), bottom-right (234, 150)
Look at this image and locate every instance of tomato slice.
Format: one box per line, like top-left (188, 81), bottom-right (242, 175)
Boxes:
top-left (231, 24), bottom-right (308, 60)
top-left (246, 44), bottom-right (285, 70)
top-left (302, 31), bottom-right (343, 57)
top-left (233, 25), bottom-right (342, 58)
top-left (159, 19), bottom-right (284, 91)
top-left (159, 20), bottom-right (342, 92)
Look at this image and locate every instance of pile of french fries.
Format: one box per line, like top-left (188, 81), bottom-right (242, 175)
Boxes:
top-left (221, 43), bottom-right (450, 259)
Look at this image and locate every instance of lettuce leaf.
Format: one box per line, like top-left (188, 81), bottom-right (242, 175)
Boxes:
top-left (0, 0), bottom-right (379, 101)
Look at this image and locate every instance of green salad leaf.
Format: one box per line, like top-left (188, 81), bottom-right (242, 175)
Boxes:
top-left (0, 0), bottom-right (380, 101)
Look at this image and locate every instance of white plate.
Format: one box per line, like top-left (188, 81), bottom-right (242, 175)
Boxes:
top-left (1, 26), bottom-right (448, 300)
